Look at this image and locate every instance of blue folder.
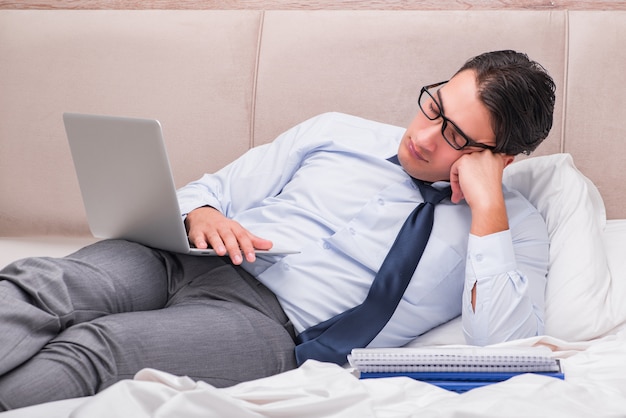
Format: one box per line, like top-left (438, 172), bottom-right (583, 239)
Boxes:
top-left (359, 367), bottom-right (564, 393)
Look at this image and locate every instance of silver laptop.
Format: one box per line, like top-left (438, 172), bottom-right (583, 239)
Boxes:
top-left (63, 113), bottom-right (297, 256)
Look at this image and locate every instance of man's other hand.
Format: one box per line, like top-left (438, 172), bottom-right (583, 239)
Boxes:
top-left (185, 206), bottom-right (273, 265)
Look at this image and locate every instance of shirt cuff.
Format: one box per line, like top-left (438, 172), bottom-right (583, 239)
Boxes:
top-left (466, 230), bottom-right (517, 278)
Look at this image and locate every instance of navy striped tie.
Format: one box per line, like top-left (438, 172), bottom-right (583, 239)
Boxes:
top-left (295, 158), bottom-right (451, 365)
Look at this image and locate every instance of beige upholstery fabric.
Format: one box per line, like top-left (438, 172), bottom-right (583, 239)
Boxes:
top-left (254, 10), bottom-right (566, 153)
top-left (565, 11), bottom-right (626, 220)
top-left (0, 10), bottom-right (262, 235)
top-left (0, 9), bottom-right (623, 238)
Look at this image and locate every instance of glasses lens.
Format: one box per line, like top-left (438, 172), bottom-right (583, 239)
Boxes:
top-left (419, 90), bottom-right (441, 120)
top-left (442, 122), bottom-right (468, 150)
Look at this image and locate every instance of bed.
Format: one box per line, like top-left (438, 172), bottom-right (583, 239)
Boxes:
top-left (1, 7), bottom-right (625, 417)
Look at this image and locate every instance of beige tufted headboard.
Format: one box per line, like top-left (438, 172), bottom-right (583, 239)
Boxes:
top-left (0, 9), bottom-right (624, 237)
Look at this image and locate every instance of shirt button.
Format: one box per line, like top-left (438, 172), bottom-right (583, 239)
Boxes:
top-left (283, 263), bottom-right (291, 271)
top-left (349, 227), bottom-right (356, 235)
top-left (475, 254), bottom-right (484, 262)
top-left (378, 198), bottom-right (385, 205)
top-left (323, 242), bottom-right (331, 250)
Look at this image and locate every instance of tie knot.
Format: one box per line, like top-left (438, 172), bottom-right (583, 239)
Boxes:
top-left (385, 154), bottom-right (451, 205)
top-left (415, 180), bottom-right (451, 205)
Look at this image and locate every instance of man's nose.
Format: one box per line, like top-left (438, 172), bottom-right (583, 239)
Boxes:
top-left (417, 121), bottom-right (443, 152)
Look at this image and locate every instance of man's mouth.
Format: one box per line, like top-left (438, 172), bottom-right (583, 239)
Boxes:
top-left (408, 139), bottom-right (428, 162)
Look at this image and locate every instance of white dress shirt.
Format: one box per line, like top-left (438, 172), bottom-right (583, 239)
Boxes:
top-left (177, 112), bottom-right (550, 348)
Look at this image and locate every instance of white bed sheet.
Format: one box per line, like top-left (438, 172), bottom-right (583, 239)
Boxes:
top-left (5, 330), bottom-right (625, 418)
top-left (2, 220), bottom-right (625, 418)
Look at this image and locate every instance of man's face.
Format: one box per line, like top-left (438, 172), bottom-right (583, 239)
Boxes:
top-left (397, 70), bottom-right (496, 182)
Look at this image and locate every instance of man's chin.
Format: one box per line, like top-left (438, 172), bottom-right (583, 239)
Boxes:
top-left (397, 150), bottom-right (451, 183)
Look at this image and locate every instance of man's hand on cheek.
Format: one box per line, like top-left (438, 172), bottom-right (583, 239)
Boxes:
top-left (449, 151), bottom-right (513, 207)
top-left (450, 150), bottom-right (514, 237)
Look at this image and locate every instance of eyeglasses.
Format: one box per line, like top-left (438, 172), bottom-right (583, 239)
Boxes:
top-left (418, 81), bottom-right (496, 152)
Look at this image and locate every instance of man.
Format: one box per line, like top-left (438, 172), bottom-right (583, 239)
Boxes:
top-left (0, 50), bottom-right (555, 410)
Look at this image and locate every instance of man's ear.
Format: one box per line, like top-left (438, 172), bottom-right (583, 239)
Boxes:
top-left (503, 154), bottom-right (515, 168)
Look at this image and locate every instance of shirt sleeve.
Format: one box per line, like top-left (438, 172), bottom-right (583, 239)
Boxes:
top-left (176, 113), bottom-right (336, 218)
top-left (461, 210), bottom-right (549, 345)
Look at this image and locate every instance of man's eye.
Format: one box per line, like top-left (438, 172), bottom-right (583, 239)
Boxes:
top-left (445, 126), bottom-right (463, 147)
top-left (427, 102), bottom-right (439, 117)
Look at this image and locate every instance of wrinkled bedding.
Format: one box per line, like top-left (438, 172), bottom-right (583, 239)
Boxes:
top-left (5, 330), bottom-right (624, 418)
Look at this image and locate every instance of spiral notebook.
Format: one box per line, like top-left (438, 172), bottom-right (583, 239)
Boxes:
top-left (349, 346), bottom-right (564, 392)
top-left (349, 346), bottom-right (561, 373)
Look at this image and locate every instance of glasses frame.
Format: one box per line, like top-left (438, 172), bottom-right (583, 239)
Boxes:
top-left (418, 81), bottom-right (496, 152)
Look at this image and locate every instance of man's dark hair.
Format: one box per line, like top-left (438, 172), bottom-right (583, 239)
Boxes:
top-left (457, 50), bottom-right (556, 155)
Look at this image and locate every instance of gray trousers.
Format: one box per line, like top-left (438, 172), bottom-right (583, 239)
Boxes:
top-left (0, 239), bottom-right (297, 410)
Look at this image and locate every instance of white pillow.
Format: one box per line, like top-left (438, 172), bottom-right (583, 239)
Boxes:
top-left (503, 153), bottom-right (616, 341)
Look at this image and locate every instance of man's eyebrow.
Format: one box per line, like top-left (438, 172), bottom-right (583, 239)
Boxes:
top-left (436, 87), bottom-right (475, 143)
top-left (436, 86), bottom-right (492, 147)
top-left (436, 89), bottom-right (446, 114)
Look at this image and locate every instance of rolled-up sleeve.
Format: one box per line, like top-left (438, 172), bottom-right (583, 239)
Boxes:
top-left (462, 221), bottom-right (549, 345)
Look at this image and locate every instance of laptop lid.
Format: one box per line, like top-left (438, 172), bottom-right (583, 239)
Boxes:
top-left (64, 113), bottom-right (299, 257)
top-left (63, 113), bottom-right (213, 255)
